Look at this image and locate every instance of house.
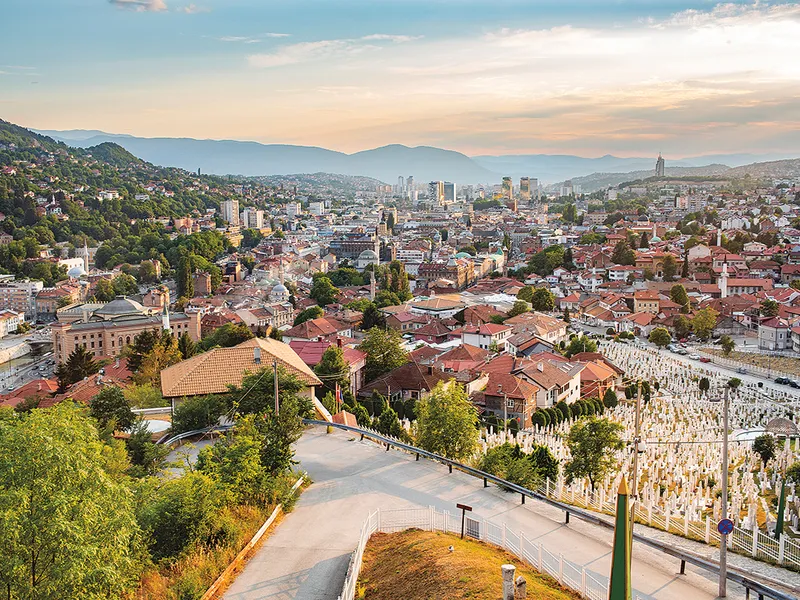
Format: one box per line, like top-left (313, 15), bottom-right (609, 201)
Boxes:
top-left (433, 344), bottom-right (489, 373)
top-left (478, 372), bottom-right (540, 429)
top-left (357, 362), bottom-right (453, 402)
top-left (408, 297), bottom-right (466, 319)
top-left (504, 311), bottom-right (568, 345)
top-left (281, 316), bottom-right (352, 343)
top-left (160, 337), bottom-right (329, 418)
top-left (289, 338), bottom-right (367, 397)
top-left (460, 304), bottom-right (507, 326)
top-left (462, 323), bottom-right (511, 352)
top-left (506, 331), bottom-right (554, 357)
top-left (758, 317), bottom-right (791, 351)
top-left (386, 311), bottom-right (426, 333)
top-left (412, 319), bottom-right (452, 344)
top-left (633, 290), bottom-right (660, 314)
top-left (482, 355), bottom-right (582, 409)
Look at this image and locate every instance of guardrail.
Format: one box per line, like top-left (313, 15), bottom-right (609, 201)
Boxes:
top-left (132, 406), bottom-right (172, 416)
top-left (305, 419), bottom-right (796, 600)
top-left (156, 424), bottom-right (232, 446)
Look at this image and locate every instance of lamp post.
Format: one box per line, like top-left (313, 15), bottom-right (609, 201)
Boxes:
top-left (710, 384), bottom-right (731, 597)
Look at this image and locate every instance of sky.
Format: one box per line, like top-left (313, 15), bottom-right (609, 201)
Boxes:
top-left (2, 0), bottom-right (800, 157)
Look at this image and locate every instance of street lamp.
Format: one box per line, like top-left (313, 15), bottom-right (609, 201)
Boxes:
top-left (710, 384), bottom-right (731, 598)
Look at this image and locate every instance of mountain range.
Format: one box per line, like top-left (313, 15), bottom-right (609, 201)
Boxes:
top-left (36, 128), bottom-right (800, 186)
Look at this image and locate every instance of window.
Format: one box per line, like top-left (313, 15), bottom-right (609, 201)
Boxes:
top-left (506, 397), bottom-right (514, 408)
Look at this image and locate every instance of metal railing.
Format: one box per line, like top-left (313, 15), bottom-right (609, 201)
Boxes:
top-left (156, 424), bottom-right (232, 445)
top-left (306, 420), bottom-right (796, 600)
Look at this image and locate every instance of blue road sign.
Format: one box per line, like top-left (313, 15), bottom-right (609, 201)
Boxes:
top-left (718, 518), bottom-right (734, 535)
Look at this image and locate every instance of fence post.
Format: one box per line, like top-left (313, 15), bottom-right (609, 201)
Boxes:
top-left (546, 478), bottom-right (550, 497)
top-left (778, 534), bottom-right (785, 565)
top-left (538, 543), bottom-right (543, 571)
top-left (558, 553), bottom-right (564, 585)
top-left (377, 508), bottom-right (382, 532)
top-left (666, 509), bottom-right (671, 533)
top-left (752, 525), bottom-right (758, 558)
top-left (581, 567), bottom-right (587, 597)
top-left (503, 522), bottom-right (507, 547)
top-left (705, 516), bottom-right (711, 544)
top-left (684, 516), bottom-right (689, 537)
top-left (483, 519), bottom-right (489, 542)
top-left (429, 505), bottom-right (435, 532)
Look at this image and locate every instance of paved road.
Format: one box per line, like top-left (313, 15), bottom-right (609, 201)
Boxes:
top-left (224, 427), bottom-right (765, 600)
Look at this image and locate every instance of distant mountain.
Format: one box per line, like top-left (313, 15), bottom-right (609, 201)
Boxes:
top-left (554, 165), bottom-right (731, 193)
top-left (36, 131), bottom-right (494, 184)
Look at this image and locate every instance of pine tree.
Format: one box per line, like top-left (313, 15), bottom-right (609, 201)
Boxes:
top-left (177, 253), bottom-right (194, 299)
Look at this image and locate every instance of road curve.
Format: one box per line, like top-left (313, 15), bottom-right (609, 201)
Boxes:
top-left (224, 426), bottom-right (750, 600)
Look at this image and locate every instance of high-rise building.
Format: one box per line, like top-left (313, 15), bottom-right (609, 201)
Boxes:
top-left (221, 199), bottom-right (240, 226)
top-left (397, 176), bottom-right (405, 193)
top-left (443, 181), bottom-right (456, 203)
top-left (407, 175), bottom-right (414, 190)
top-left (428, 181), bottom-right (444, 204)
top-left (519, 177), bottom-right (531, 202)
top-left (241, 208), bottom-right (264, 229)
top-left (530, 178), bottom-right (540, 202)
top-left (655, 153), bottom-right (665, 177)
top-left (286, 202), bottom-right (301, 219)
top-left (501, 177), bottom-right (513, 199)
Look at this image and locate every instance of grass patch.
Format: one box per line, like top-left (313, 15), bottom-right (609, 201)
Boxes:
top-left (357, 529), bottom-right (581, 600)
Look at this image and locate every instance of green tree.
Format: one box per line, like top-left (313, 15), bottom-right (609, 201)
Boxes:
top-left (294, 305), bottom-right (324, 326)
top-left (760, 299), bottom-right (779, 317)
top-left (691, 307), bottom-right (719, 340)
top-left (670, 284), bottom-right (691, 314)
top-left (314, 345), bottom-right (350, 396)
top-left (138, 260), bottom-right (158, 283)
top-left (199, 322), bottom-right (254, 351)
top-left (662, 254), bottom-right (678, 281)
top-left (133, 333), bottom-right (182, 386)
top-left (517, 286), bottom-right (534, 303)
top-left (94, 278), bottom-right (115, 302)
top-left (178, 331), bottom-right (197, 359)
top-left (176, 252), bottom-right (194, 299)
top-left (56, 345), bottom-right (101, 390)
top-left (611, 241), bottom-right (636, 266)
top-left (698, 377), bottom-right (710, 395)
top-left (124, 328), bottom-right (162, 373)
top-left (359, 327), bottom-right (409, 383)
top-left (648, 327), bottom-right (671, 348)
top-left (172, 394), bottom-right (226, 434)
top-left (564, 335), bottom-right (597, 357)
top-left (0, 404), bottom-right (141, 598)
top-left (673, 314), bottom-right (692, 340)
top-left (310, 275), bottom-right (339, 306)
top-left (564, 417), bottom-right (625, 489)
top-left (361, 303), bottom-right (386, 330)
top-left (531, 287), bottom-right (556, 312)
top-left (786, 461), bottom-right (800, 485)
top-left (720, 334), bottom-right (735, 356)
top-left (507, 300), bottom-right (530, 318)
top-left (639, 232), bottom-right (649, 248)
top-left (125, 418), bottom-right (170, 477)
top-left (752, 434), bottom-right (776, 466)
top-left (415, 382), bottom-right (478, 461)
top-left (89, 385), bottom-right (136, 431)
top-left (602, 388), bottom-right (618, 408)
top-left (728, 377), bottom-right (742, 390)
top-left (112, 273), bottom-right (138, 296)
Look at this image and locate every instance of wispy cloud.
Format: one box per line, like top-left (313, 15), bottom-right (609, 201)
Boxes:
top-left (108, 0), bottom-right (167, 12)
top-left (218, 33), bottom-right (289, 44)
top-left (178, 4), bottom-right (209, 14)
top-left (248, 34), bottom-right (418, 68)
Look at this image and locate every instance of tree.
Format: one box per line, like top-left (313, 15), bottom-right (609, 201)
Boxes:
top-left (517, 286), bottom-right (534, 303)
top-left (415, 382), bottom-right (479, 461)
top-left (172, 394), bottom-right (226, 434)
top-left (720, 334), bottom-right (735, 356)
top-left (361, 303), bottom-right (386, 330)
top-left (698, 377), bottom-right (710, 395)
top-left (138, 260), bottom-right (158, 283)
top-left (661, 254), bottom-right (678, 281)
top-left (728, 377), bottom-right (742, 390)
top-left (648, 327), bottom-right (671, 348)
top-left (310, 275), bottom-right (339, 306)
top-left (681, 253), bottom-right (689, 278)
top-left (507, 300), bottom-right (529, 318)
top-left (178, 331), bottom-right (197, 359)
top-left (564, 417), bottom-right (625, 489)
top-left (314, 345), bottom-right (350, 397)
top-left (531, 287), bottom-right (556, 312)
top-left (359, 327), bottom-right (409, 383)
top-left (691, 307), bottom-right (719, 340)
top-left (760, 299), bottom-right (779, 317)
top-left (134, 333), bottom-right (182, 386)
top-left (670, 284), bottom-right (691, 314)
top-left (124, 382), bottom-right (166, 409)
top-left (602, 388), bottom-right (618, 408)
top-left (673, 314), bottom-right (692, 340)
top-left (124, 328), bottom-right (161, 373)
top-left (564, 335), bottom-right (597, 357)
top-left (753, 434), bottom-right (776, 466)
top-left (112, 273), bottom-right (138, 296)
top-left (94, 278), bottom-right (115, 302)
top-left (199, 322), bottom-right (254, 351)
top-left (176, 252), bottom-right (194, 299)
top-left (126, 418), bottom-right (170, 477)
top-left (89, 385), bottom-right (135, 431)
top-left (787, 461), bottom-right (800, 485)
top-left (294, 305), bottom-right (324, 326)
top-left (56, 345), bottom-right (101, 390)
top-left (639, 232), bottom-right (649, 248)
top-left (0, 404), bottom-right (140, 598)
top-left (611, 241), bottom-right (636, 266)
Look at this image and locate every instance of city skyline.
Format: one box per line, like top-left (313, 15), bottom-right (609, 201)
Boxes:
top-left (3, 0), bottom-right (800, 157)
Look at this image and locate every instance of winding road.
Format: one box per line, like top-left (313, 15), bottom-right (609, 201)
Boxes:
top-left (222, 426), bottom-right (780, 600)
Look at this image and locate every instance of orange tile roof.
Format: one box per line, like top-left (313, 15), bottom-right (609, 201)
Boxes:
top-left (160, 337), bottom-right (321, 398)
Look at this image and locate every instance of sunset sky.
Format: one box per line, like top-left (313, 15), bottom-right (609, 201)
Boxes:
top-left (3, 0), bottom-right (800, 157)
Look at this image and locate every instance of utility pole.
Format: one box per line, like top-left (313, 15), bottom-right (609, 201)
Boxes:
top-left (273, 358), bottom-right (279, 415)
top-left (719, 384), bottom-right (730, 598)
top-left (503, 392), bottom-right (508, 435)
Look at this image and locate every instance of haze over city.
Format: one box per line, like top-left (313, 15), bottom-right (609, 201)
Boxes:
top-left (4, 0), bottom-right (800, 157)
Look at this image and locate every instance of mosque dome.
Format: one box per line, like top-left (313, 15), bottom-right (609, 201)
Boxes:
top-left (358, 249), bottom-right (378, 260)
top-left (67, 265), bottom-right (87, 279)
top-left (94, 296), bottom-right (146, 318)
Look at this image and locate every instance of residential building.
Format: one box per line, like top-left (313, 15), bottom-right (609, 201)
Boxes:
top-left (221, 199), bottom-right (240, 226)
top-left (758, 317), bottom-right (791, 351)
top-left (462, 323), bottom-right (511, 352)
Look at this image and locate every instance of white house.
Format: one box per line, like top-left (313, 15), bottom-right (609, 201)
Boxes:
top-left (462, 323), bottom-right (511, 352)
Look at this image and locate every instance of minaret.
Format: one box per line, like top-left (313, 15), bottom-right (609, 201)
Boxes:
top-left (83, 239), bottom-right (89, 273)
top-left (719, 263), bottom-right (729, 299)
top-left (716, 228), bottom-right (722, 248)
top-left (279, 261), bottom-right (285, 285)
top-left (369, 271), bottom-right (376, 301)
top-left (162, 302), bottom-right (171, 331)
top-left (591, 267), bottom-right (597, 293)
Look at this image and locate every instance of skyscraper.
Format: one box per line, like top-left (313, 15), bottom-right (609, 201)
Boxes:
top-left (501, 177), bottom-right (513, 199)
top-left (221, 199), bottom-right (240, 226)
top-left (397, 175), bottom-right (405, 193)
top-left (655, 153), bottom-right (665, 177)
top-left (520, 177), bottom-right (531, 202)
top-left (530, 178), bottom-right (540, 202)
top-left (443, 181), bottom-right (456, 203)
top-left (428, 181), bottom-right (444, 204)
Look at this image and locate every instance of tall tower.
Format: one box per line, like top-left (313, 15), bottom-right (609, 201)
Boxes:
top-left (369, 271), bottom-right (376, 301)
top-left (716, 228), bottom-right (722, 247)
top-left (655, 153), bottom-right (665, 177)
top-left (501, 177), bottom-right (513, 199)
top-left (719, 263), bottom-right (729, 299)
top-left (520, 177), bottom-right (531, 203)
top-left (82, 239), bottom-right (89, 272)
top-left (162, 303), bottom-right (171, 331)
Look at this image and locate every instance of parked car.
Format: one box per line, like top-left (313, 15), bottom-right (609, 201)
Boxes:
top-left (678, 349), bottom-right (689, 356)
top-left (736, 367), bottom-right (747, 374)
top-left (699, 357), bottom-right (712, 363)
top-left (688, 354), bottom-right (701, 360)
top-left (775, 377), bottom-right (790, 385)
top-left (789, 380), bottom-right (800, 389)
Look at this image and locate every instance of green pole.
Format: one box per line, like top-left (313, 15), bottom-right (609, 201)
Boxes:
top-left (609, 475), bottom-right (632, 600)
top-left (775, 480), bottom-right (786, 540)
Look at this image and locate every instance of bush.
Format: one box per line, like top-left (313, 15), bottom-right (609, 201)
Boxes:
top-left (603, 388), bottom-right (619, 408)
top-left (172, 395), bottom-right (226, 434)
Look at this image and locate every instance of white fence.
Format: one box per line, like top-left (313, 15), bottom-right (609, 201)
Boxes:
top-left (337, 506), bottom-right (642, 600)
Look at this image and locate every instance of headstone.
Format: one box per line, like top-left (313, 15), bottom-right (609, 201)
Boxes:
top-left (502, 564), bottom-right (516, 600)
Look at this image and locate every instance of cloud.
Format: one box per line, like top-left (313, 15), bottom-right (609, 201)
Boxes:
top-left (218, 33), bottom-right (289, 44)
top-left (178, 4), bottom-right (209, 13)
top-left (247, 34), bottom-right (417, 68)
top-left (108, 0), bottom-right (167, 12)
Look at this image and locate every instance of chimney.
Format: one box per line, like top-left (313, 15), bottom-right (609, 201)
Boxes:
top-left (537, 362), bottom-right (544, 372)
top-left (114, 358), bottom-right (120, 369)
top-left (427, 365), bottom-right (433, 375)
top-left (254, 346), bottom-right (261, 364)
top-left (337, 337), bottom-right (342, 348)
